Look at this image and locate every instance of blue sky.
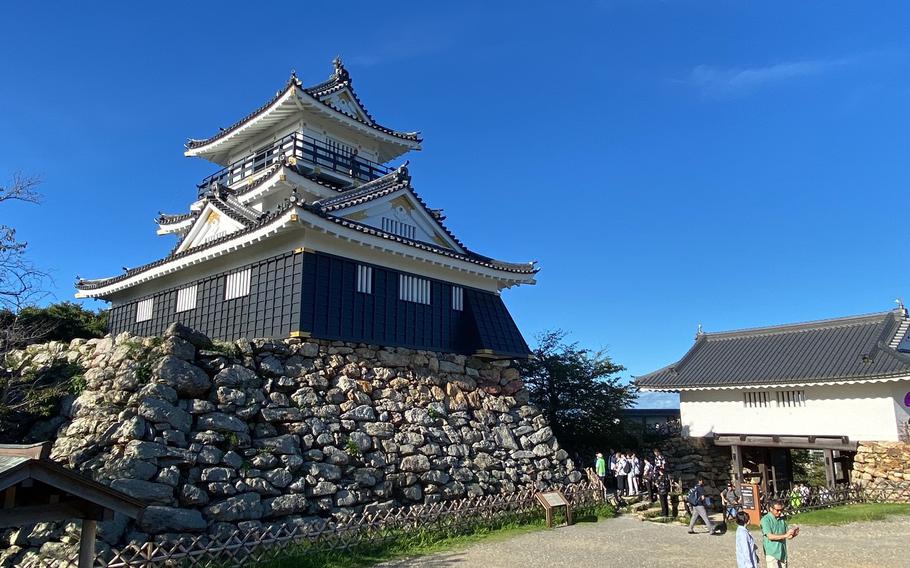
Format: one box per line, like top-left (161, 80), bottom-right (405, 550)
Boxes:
top-left (3, 1), bottom-right (910, 408)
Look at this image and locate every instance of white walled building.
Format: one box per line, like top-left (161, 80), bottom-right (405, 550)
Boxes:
top-left (637, 307), bottom-right (910, 489)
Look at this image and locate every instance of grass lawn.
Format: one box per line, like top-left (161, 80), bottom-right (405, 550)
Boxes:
top-left (788, 503), bottom-right (910, 526)
top-left (257, 504), bottom-right (614, 568)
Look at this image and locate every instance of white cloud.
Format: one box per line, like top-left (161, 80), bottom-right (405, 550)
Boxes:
top-left (686, 57), bottom-right (856, 99)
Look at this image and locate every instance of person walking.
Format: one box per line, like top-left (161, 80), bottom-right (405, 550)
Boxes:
top-left (656, 468), bottom-right (671, 517)
top-left (595, 452), bottom-right (607, 498)
top-left (761, 499), bottom-right (799, 567)
top-left (734, 511), bottom-right (760, 568)
top-left (687, 479), bottom-right (717, 534)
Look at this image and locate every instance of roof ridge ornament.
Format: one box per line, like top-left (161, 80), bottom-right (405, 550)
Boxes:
top-left (696, 323), bottom-right (704, 338)
top-left (332, 56), bottom-right (350, 82)
top-left (394, 161), bottom-right (411, 184)
top-left (896, 298), bottom-right (907, 317)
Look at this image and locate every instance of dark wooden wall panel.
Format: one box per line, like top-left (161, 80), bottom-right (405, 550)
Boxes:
top-left (108, 249), bottom-right (529, 357)
top-left (108, 251), bottom-right (303, 341)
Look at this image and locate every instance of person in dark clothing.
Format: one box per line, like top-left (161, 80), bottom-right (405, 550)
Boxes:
top-left (687, 478), bottom-right (718, 534)
top-left (656, 468), bottom-right (671, 517)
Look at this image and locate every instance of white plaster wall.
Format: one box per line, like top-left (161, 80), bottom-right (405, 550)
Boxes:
top-left (679, 380), bottom-right (910, 442)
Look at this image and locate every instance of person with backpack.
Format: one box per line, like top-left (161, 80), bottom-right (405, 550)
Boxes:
top-left (687, 478), bottom-right (718, 534)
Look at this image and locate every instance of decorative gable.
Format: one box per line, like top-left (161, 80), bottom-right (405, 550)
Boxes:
top-left (323, 89), bottom-right (372, 124)
top-left (339, 191), bottom-right (464, 252)
top-left (175, 204), bottom-right (246, 253)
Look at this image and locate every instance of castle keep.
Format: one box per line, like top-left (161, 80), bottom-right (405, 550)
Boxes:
top-left (76, 59), bottom-right (534, 358)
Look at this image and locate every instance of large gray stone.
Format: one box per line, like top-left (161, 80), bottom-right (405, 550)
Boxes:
top-left (253, 434), bottom-right (299, 455)
top-left (155, 356), bottom-right (212, 398)
top-left (165, 322), bottom-right (213, 349)
top-left (180, 484), bottom-right (209, 507)
top-left (363, 422), bottom-right (395, 438)
top-left (340, 404), bottom-right (375, 421)
top-left (309, 481), bottom-right (337, 497)
top-left (203, 493), bottom-right (263, 522)
top-left (110, 479), bottom-right (174, 504)
top-left (264, 468), bottom-right (293, 489)
top-left (214, 364), bottom-right (258, 388)
top-left (137, 398), bottom-right (191, 432)
top-left (400, 454), bottom-right (431, 473)
top-left (259, 355), bottom-right (285, 377)
top-left (299, 342), bottom-right (320, 357)
top-left (307, 462), bottom-right (342, 480)
top-left (139, 506), bottom-right (207, 533)
top-left (260, 407), bottom-right (304, 422)
top-left (492, 426), bottom-right (519, 450)
top-left (196, 413), bottom-right (248, 433)
top-left (528, 426), bottom-right (553, 445)
top-left (162, 336), bottom-right (195, 361)
top-left (263, 494), bottom-right (309, 517)
top-left (201, 467), bottom-right (236, 482)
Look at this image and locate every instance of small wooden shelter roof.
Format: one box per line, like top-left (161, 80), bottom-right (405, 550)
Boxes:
top-left (0, 443), bottom-right (144, 528)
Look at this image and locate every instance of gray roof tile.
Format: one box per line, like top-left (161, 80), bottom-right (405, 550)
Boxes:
top-left (636, 309), bottom-right (910, 390)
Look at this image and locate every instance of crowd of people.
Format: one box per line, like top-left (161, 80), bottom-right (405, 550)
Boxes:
top-left (594, 448), bottom-right (674, 516)
top-left (592, 451), bottom-right (802, 567)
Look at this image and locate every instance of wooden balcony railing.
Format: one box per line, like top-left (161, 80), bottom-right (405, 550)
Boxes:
top-left (198, 132), bottom-right (391, 196)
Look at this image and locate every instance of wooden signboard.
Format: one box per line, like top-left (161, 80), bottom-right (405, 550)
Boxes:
top-left (740, 483), bottom-right (762, 526)
top-left (535, 491), bottom-right (573, 528)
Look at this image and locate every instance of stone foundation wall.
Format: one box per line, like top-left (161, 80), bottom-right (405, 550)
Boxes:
top-left (1, 324), bottom-right (576, 563)
top-left (659, 436), bottom-right (732, 496)
top-left (853, 442), bottom-right (910, 501)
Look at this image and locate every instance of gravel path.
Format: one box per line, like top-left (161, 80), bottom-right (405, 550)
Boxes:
top-left (378, 514), bottom-right (910, 567)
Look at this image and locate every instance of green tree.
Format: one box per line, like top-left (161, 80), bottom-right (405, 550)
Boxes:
top-left (517, 330), bottom-right (636, 455)
top-left (0, 302), bottom-right (108, 346)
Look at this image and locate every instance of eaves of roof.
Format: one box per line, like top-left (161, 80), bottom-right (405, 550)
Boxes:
top-left (156, 212), bottom-right (194, 225)
top-left (635, 309), bottom-right (910, 390)
top-left (303, 203), bottom-right (537, 275)
top-left (185, 68), bottom-right (420, 152)
top-left (77, 201), bottom-right (537, 294)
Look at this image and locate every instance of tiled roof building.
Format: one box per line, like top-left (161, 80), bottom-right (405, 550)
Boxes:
top-left (77, 60), bottom-right (534, 358)
top-left (636, 306), bottom-right (910, 493)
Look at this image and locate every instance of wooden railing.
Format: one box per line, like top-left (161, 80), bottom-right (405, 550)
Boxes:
top-left (72, 482), bottom-right (602, 568)
top-left (197, 131), bottom-right (392, 196)
top-left (760, 483), bottom-right (866, 516)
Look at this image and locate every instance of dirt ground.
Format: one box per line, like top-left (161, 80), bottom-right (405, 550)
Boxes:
top-left (377, 514), bottom-right (910, 567)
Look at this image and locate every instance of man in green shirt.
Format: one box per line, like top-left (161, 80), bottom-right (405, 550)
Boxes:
top-left (760, 499), bottom-right (799, 567)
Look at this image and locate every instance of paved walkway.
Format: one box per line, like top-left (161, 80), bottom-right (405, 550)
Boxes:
top-left (378, 514), bottom-right (910, 567)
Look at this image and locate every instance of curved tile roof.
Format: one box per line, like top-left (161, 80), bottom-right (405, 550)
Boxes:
top-left (186, 60), bottom-right (420, 151)
top-left (156, 212), bottom-right (193, 225)
top-left (77, 197), bottom-right (536, 294)
top-left (636, 309), bottom-right (910, 390)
